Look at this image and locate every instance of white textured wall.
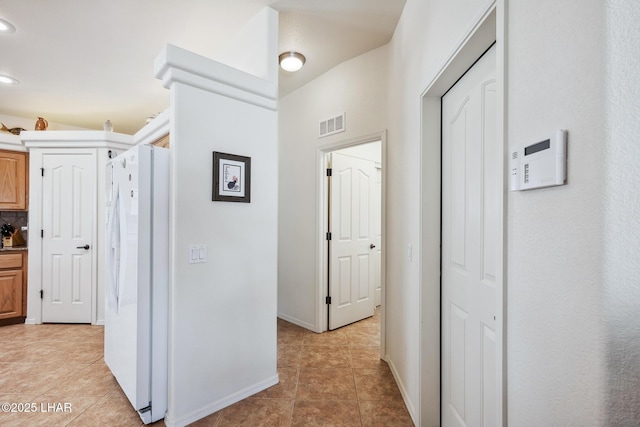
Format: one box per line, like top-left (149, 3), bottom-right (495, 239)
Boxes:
top-left (385, 0), bottom-right (640, 424)
top-left (507, 1), bottom-right (608, 424)
top-left (167, 82), bottom-right (278, 424)
top-left (217, 7), bottom-right (278, 85)
top-left (603, 1), bottom-right (640, 424)
top-left (277, 46), bottom-right (388, 330)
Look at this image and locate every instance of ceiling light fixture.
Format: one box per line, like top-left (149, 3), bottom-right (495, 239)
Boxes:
top-left (279, 51), bottom-right (306, 72)
top-left (0, 18), bottom-right (16, 34)
top-left (0, 74), bottom-right (19, 85)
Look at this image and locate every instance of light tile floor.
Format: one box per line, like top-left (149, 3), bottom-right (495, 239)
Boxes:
top-left (0, 309), bottom-right (413, 426)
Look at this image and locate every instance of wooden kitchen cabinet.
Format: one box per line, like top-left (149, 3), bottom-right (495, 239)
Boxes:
top-left (0, 252), bottom-right (27, 324)
top-left (0, 150), bottom-right (28, 210)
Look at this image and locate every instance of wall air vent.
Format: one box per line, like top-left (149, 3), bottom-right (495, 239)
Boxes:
top-left (319, 112), bottom-right (346, 138)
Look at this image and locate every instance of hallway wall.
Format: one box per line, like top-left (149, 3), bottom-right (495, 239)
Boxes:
top-left (277, 45), bottom-right (388, 330)
top-left (506, 0), bottom-right (607, 423)
top-left (279, 0), bottom-right (640, 425)
top-left (602, 1), bottom-right (640, 423)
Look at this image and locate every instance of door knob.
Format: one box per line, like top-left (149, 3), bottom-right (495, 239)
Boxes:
top-left (370, 244), bottom-right (376, 249)
top-left (76, 244), bottom-right (90, 250)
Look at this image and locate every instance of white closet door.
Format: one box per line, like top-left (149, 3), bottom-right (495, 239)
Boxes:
top-left (442, 45), bottom-right (498, 427)
top-left (41, 153), bottom-right (95, 323)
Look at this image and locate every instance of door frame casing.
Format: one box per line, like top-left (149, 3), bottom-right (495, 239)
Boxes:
top-left (418, 2), bottom-right (506, 426)
top-left (316, 131), bottom-right (387, 357)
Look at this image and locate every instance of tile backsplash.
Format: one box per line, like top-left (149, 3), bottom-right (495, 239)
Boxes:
top-left (0, 211), bottom-right (28, 244)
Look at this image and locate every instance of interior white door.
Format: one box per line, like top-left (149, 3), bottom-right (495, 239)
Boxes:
top-left (329, 152), bottom-right (376, 330)
top-left (373, 166), bottom-right (382, 307)
top-left (441, 45), bottom-right (498, 427)
top-left (42, 153), bottom-right (95, 323)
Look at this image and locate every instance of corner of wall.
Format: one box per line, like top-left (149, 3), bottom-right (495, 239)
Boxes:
top-left (157, 39), bottom-right (278, 423)
top-left (217, 7), bottom-right (279, 86)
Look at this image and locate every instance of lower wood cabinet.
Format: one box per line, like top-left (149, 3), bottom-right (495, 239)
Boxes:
top-left (0, 251), bottom-right (27, 324)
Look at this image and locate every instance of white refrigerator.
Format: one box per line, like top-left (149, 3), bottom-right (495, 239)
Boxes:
top-left (105, 144), bottom-right (169, 424)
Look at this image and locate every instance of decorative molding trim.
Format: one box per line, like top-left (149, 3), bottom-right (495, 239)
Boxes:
top-left (0, 133), bottom-right (26, 152)
top-left (21, 131), bottom-right (135, 150)
top-left (154, 44), bottom-right (277, 111)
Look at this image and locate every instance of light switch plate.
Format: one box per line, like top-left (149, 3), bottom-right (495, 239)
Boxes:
top-left (188, 244), bottom-right (207, 264)
top-left (198, 245), bottom-right (207, 262)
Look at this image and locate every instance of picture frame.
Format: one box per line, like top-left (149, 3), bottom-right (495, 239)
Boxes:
top-left (212, 151), bottom-right (251, 203)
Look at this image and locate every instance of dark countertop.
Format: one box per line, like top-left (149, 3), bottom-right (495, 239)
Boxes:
top-left (0, 246), bottom-right (28, 252)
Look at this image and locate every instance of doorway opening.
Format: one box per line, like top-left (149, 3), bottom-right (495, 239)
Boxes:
top-left (316, 132), bottom-right (386, 359)
top-left (419, 5), bottom-right (505, 426)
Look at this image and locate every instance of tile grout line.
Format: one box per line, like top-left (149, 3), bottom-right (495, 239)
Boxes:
top-left (287, 366), bottom-right (300, 426)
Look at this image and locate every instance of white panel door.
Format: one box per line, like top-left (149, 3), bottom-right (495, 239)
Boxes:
top-left (373, 166), bottom-right (382, 307)
top-left (329, 152), bottom-right (376, 330)
top-left (42, 153), bottom-right (95, 323)
top-left (442, 45), bottom-right (497, 427)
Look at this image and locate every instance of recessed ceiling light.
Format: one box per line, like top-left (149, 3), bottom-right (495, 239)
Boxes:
top-left (0, 18), bottom-right (16, 34)
top-left (0, 74), bottom-right (19, 85)
top-left (279, 52), bottom-right (306, 72)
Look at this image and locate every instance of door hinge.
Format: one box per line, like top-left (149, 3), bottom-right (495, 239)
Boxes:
top-left (325, 296), bottom-right (332, 305)
top-left (39, 289), bottom-right (43, 299)
top-left (326, 168), bottom-right (332, 177)
top-left (41, 167), bottom-right (44, 177)
top-left (41, 230), bottom-right (44, 238)
top-left (326, 232), bottom-right (332, 241)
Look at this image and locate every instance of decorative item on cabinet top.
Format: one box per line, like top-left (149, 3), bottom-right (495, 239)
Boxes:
top-left (35, 117), bottom-right (48, 131)
top-left (0, 123), bottom-right (26, 135)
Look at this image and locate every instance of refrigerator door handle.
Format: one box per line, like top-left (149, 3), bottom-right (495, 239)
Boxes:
top-left (116, 183), bottom-right (129, 313)
top-left (107, 186), bottom-right (120, 312)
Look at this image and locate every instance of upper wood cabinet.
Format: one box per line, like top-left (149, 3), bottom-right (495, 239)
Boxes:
top-left (0, 150), bottom-right (28, 210)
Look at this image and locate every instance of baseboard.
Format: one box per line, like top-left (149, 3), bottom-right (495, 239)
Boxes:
top-left (24, 318), bottom-right (38, 325)
top-left (277, 312), bottom-right (317, 332)
top-left (385, 354), bottom-right (418, 426)
top-left (0, 316), bottom-right (25, 326)
top-left (94, 319), bottom-right (105, 326)
top-left (163, 374), bottom-right (279, 427)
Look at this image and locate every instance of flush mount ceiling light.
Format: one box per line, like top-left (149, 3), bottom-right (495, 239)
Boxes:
top-left (279, 51), bottom-right (306, 72)
top-left (0, 74), bottom-right (19, 85)
top-left (0, 18), bottom-right (16, 34)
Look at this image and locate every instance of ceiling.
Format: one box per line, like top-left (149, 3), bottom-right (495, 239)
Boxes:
top-left (0, 0), bottom-right (405, 135)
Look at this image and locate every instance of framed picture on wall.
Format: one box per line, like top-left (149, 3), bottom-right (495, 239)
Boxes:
top-left (212, 151), bottom-right (251, 203)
